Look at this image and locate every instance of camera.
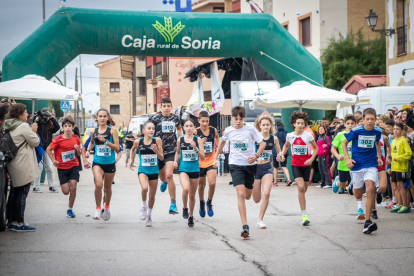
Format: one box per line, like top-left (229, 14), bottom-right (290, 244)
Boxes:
top-left (32, 110), bottom-right (51, 124)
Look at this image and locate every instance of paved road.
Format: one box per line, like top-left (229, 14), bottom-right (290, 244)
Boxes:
top-left (1, 156), bottom-right (413, 276)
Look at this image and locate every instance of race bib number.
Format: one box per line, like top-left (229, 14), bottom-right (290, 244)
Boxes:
top-left (182, 150), bottom-right (198, 162)
top-left (258, 150), bottom-right (272, 161)
top-left (347, 144), bottom-right (352, 155)
top-left (358, 135), bottom-right (375, 148)
top-left (381, 146), bottom-right (385, 157)
top-left (232, 140), bottom-right (249, 152)
top-left (62, 150), bottom-right (75, 162)
top-left (293, 145), bottom-right (307, 155)
top-left (141, 154), bottom-right (157, 167)
top-left (204, 142), bottom-right (213, 153)
top-left (96, 145), bottom-right (111, 156)
top-left (162, 121), bottom-right (176, 133)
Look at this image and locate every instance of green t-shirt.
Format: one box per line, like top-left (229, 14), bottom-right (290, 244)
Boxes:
top-left (332, 131), bottom-right (352, 172)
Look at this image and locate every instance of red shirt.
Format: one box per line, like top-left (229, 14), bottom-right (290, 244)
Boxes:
top-left (50, 135), bottom-right (80, 170)
top-left (286, 131), bottom-right (314, 167)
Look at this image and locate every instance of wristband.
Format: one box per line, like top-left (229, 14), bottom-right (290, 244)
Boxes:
top-left (255, 153), bottom-right (260, 158)
top-left (104, 139), bottom-right (109, 145)
top-left (194, 147), bottom-right (199, 153)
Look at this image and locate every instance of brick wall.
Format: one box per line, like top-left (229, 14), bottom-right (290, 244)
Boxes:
top-left (347, 0), bottom-right (386, 40)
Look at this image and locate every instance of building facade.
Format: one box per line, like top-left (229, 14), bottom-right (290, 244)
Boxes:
top-left (386, 0), bottom-right (414, 86)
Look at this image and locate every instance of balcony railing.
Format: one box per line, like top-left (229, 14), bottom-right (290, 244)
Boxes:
top-left (397, 25), bottom-right (407, 55)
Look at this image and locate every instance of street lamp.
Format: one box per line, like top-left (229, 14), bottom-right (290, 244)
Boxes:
top-left (366, 9), bottom-right (395, 37)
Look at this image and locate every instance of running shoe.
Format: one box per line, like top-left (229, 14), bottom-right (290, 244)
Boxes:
top-left (188, 216), bottom-right (194, 227)
top-left (67, 209), bottom-right (76, 218)
top-left (160, 181), bottom-right (168, 193)
top-left (385, 201), bottom-right (396, 209)
top-left (338, 189), bottom-right (348, 194)
top-left (377, 201), bottom-right (388, 207)
top-left (49, 186), bottom-right (59, 193)
top-left (363, 220), bottom-right (377, 234)
top-left (241, 225), bottom-right (249, 238)
top-left (302, 215), bottom-right (310, 226)
top-left (93, 209), bottom-right (102, 220)
top-left (183, 208), bottom-right (189, 219)
top-left (390, 205), bottom-right (401, 213)
top-left (13, 224), bottom-right (36, 232)
top-left (229, 181), bottom-right (233, 185)
top-left (140, 207), bottom-right (147, 220)
top-left (102, 208), bottom-right (111, 221)
top-left (286, 180), bottom-right (293, 186)
top-left (376, 189), bottom-right (382, 204)
top-left (169, 204), bottom-right (179, 215)
top-left (397, 206), bottom-right (411, 213)
top-left (315, 185), bottom-right (323, 188)
top-left (357, 208), bottom-right (365, 220)
top-left (323, 185), bottom-right (332, 189)
top-left (371, 210), bottom-right (378, 219)
top-left (332, 176), bottom-right (339, 193)
top-left (146, 216), bottom-right (153, 227)
top-left (206, 202), bottom-right (214, 217)
top-left (348, 183), bottom-right (354, 196)
top-left (273, 182), bottom-right (278, 187)
top-left (199, 200), bottom-right (206, 218)
top-left (257, 220), bottom-right (267, 229)
top-left (32, 187), bottom-right (42, 193)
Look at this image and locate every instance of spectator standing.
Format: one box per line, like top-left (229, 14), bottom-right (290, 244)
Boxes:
top-left (274, 121), bottom-right (292, 186)
top-left (4, 104), bottom-right (40, 232)
top-left (33, 108), bottom-right (60, 193)
top-left (125, 131), bottom-right (136, 167)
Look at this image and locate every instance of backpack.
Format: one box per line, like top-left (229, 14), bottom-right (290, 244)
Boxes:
top-left (0, 129), bottom-right (27, 162)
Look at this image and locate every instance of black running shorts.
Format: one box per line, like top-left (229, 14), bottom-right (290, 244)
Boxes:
top-left (58, 166), bottom-right (80, 185)
top-left (230, 164), bottom-right (257, 189)
top-left (292, 166), bottom-right (311, 182)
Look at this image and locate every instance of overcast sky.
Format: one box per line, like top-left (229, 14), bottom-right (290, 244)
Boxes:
top-left (0, 0), bottom-right (185, 112)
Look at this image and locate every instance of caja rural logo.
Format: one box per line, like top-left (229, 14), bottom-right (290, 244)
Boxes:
top-left (122, 17), bottom-right (221, 50)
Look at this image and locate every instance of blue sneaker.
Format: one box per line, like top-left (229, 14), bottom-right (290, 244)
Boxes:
top-left (160, 181), bottom-right (168, 193)
top-left (67, 209), bottom-right (76, 218)
top-left (207, 202), bottom-right (214, 217)
top-left (169, 204), bottom-right (179, 214)
top-left (199, 200), bottom-right (206, 218)
top-left (332, 176), bottom-right (339, 193)
top-left (13, 224), bottom-right (36, 232)
top-left (357, 208), bottom-right (365, 220)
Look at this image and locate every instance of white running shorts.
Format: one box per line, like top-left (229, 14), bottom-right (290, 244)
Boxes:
top-left (350, 167), bottom-right (378, 189)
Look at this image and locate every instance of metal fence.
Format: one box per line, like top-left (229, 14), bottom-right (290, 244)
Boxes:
top-left (397, 25), bottom-right (407, 55)
top-left (218, 115), bottom-right (231, 133)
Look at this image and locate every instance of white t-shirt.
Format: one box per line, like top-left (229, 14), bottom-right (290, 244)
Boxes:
top-left (223, 124), bottom-right (264, 166)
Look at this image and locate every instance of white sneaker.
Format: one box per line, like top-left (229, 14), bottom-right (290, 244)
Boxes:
top-left (323, 185), bottom-right (332, 189)
top-left (315, 185), bottom-right (323, 188)
top-left (257, 220), bottom-right (267, 229)
top-left (102, 208), bottom-right (111, 221)
top-left (140, 207), bottom-right (147, 220)
top-left (146, 216), bottom-right (153, 227)
top-left (93, 209), bottom-right (101, 220)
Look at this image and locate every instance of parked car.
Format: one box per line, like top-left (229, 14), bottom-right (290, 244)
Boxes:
top-left (82, 127), bottom-right (94, 146)
top-left (128, 114), bottom-right (154, 136)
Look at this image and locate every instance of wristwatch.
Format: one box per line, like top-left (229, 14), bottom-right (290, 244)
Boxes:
top-left (104, 139), bottom-right (109, 145)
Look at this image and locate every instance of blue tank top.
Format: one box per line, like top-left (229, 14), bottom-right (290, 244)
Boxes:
top-left (255, 134), bottom-right (275, 162)
top-left (93, 126), bottom-right (116, 164)
top-left (179, 136), bottom-right (200, 173)
top-left (138, 137), bottom-right (159, 175)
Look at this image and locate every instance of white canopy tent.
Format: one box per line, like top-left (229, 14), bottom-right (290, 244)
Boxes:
top-left (250, 81), bottom-right (358, 111)
top-left (0, 75), bottom-right (80, 113)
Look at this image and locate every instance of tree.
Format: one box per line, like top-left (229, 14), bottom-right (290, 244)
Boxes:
top-left (321, 30), bottom-right (386, 91)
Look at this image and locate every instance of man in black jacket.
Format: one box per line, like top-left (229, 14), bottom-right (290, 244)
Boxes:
top-left (33, 108), bottom-right (60, 193)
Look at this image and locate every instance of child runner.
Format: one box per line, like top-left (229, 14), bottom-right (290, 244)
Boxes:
top-left (216, 106), bottom-right (265, 238)
top-left (86, 109), bottom-right (119, 221)
top-left (252, 112), bottom-right (281, 229)
top-left (174, 119), bottom-right (205, 227)
top-left (317, 125), bottom-right (332, 189)
top-left (390, 123), bottom-right (412, 213)
top-left (278, 111), bottom-right (318, 226)
top-left (332, 115), bottom-right (356, 195)
top-left (342, 108), bottom-right (383, 234)
top-left (194, 111), bottom-right (220, 218)
top-left (46, 116), bottom-right (81, 218)
top-left (129, 121), bottom-right (164, 226)
top-left (149, 97), bottom-right (183, 214)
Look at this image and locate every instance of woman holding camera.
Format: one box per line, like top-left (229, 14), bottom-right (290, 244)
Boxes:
top-left (4, 104), bottom-right (40, 232)
top-left (33, 108), bottom-right (60, 193)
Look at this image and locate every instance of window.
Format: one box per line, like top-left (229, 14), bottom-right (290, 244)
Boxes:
top-left (109, 82), bottom-right (120, 92)
top-left (396, 0), bottom-right (407, 55)
top-left (146, 66), bottom-right (152, 80)
top-left (155, 62), bottom-right (162, 77)
top-left (110, 105), bottom-right (120, 114)
top-left (213, 7), bottom-right (224, 13)
top-left (282, 22), bottom-right (289, 31)
top-left (299, 14), bottom-right (311, 46)
top-left (203, 90), bottom-right (212, 102)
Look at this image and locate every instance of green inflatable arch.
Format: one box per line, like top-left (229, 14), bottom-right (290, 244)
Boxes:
top-left (2, 7), bottom-right (324, 127)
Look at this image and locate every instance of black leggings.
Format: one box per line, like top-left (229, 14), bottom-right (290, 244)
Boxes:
top-left (7, 183), bottom-right (31, 223)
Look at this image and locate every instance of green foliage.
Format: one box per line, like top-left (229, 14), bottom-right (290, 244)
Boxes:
top-left (321, 29), bottom-right (386, 91)
top-left (51, 101), bottom-right (64, 118)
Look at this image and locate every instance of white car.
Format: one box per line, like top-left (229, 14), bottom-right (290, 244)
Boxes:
top-left (128, 114), bottom-right (154, 136)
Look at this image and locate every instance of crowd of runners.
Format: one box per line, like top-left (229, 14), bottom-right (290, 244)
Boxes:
top-left (2, 99), bottom-right (414, 238)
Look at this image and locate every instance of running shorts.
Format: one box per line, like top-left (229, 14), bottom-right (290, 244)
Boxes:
top-left (57, 166), bottom-right (80, 185)
top-left (350, 167), bottom-right (377, 189)
top-left (292, 166), bottom-right (311, 182)
top-left (255, 162), bottom-right (273, 180)
top-left (138, 172), bottom-right (159, 181)
top-left (391, 171), bottom-right (408, 182)
top-left (179, 171), bottom-right (200, 179)
top-left (200, 166), bottom-right (216, 177)
top-left (92, 162), bottom-right (116, 174)
top-left (230, 164), bottom-right (257, 189)
top-left (158, 153), bottom-right (175, 170)
top-left (338, 170), bottom-right (351, 183)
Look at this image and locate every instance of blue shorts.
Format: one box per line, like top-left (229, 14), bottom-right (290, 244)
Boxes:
top-left (404, 179), bottom-right (411, 189)
top-left (255, 162), bottom-right (273, 180)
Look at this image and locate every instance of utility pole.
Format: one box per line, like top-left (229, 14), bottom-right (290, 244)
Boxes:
top-left (63, 67), bottom-right (66, 86)
top-left (132, 56), bottom-right (137, 116)
top-left (74, 68), bottom-right (79, 126)
top-left (79, 55), bottom-right (85, 133)
top-left (42, 0), bottom-right (46, 23)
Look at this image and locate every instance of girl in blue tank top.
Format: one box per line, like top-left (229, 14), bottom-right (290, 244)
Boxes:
top-left (174, 119), bottom-right (205, 228)
top-left (129, 121), bottom-right (164, 227)
top-left (86, 109), bottom-right (120, 222)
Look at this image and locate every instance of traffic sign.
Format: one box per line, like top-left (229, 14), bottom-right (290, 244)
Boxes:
top-left (61, 101), bottom-right (70, 111)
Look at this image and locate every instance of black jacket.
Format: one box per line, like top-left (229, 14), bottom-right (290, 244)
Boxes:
top-left (37, 117), bottom-right (60, 150)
